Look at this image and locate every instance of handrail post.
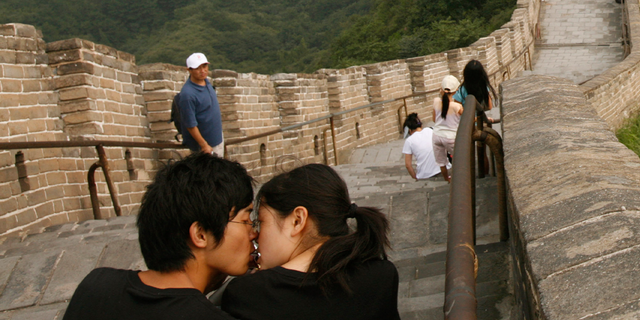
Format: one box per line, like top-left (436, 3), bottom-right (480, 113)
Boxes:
top-left (476, 111), bottom-right (486, 179)
top-left (322, 128), bottom-right (330, 165)
top-left (93, 145), bottom-right (122, 218)
top-left (330, 116), bottom-right (339, 165)
top-left (480, 128), bottom-right (509, 242)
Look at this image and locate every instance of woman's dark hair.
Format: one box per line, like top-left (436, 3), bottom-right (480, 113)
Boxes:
top-left (402, 113), bottom-right (422, 130)
top-left (461, 60), bottom-right (496, 109)
top-left (137, 153), bottom-right (254, 272)
top-left (441, 92), bottom-right (451, 120)
top-left (257, 164), bottom-right (390, 294)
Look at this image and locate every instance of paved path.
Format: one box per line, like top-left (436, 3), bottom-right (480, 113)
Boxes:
top-left (532, 0), bottom-right (624, 83)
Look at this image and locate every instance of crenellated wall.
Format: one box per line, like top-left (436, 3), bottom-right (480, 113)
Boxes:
top-left (0, 1), bottom-right (537, 235)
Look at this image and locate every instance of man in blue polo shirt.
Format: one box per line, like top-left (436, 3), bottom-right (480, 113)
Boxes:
top-left (179, 53), bottom-right (224, 155)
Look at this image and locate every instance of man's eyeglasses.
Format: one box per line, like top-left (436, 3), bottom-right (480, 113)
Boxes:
top-left (228, 220), bottom-right (260, 232)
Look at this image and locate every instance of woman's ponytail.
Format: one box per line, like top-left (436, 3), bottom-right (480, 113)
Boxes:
top-left (441, 92), bottom-right (450, 120)
top-left (311, 205), bottom-right (390, 294)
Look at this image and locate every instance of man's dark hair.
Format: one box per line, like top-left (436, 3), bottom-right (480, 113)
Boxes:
top-left (403, 113), bottom-right (422, 131)
top-left (137, 153), bottom-right (254, 272)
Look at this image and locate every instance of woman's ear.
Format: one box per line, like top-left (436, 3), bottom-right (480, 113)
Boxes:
top-left (189, 221), bottom-right (209, 249)
top-left (289, 206), bottom-right (309, 237)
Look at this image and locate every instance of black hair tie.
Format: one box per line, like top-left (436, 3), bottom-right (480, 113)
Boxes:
top-left (346, 203), bottom-right (358, 218)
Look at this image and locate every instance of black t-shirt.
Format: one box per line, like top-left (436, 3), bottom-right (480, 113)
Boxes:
top-left (63, 268), bottom-right (235, 320)
top-left (221, 259), bottom-right (401, 320)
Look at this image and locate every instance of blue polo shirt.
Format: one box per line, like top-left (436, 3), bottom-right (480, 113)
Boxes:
top-left (179, 78), bottom-right (223, 151)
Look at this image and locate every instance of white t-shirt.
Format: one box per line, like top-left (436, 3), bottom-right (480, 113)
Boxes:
top-left (402, 128), bottom-right (441, 179)
top-left (432, 97), bottom-right (463, 140)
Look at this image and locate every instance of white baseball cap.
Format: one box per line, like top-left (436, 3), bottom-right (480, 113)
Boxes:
top-left (186, 53), bottom-right (209, 69)
top-left (441, 75), bottom-right (460, 92)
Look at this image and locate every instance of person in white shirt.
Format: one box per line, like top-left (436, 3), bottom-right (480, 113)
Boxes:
top-left (432, 75), bottom-right (464, 183)
top-left (402, 113), bottom-right (441, 181)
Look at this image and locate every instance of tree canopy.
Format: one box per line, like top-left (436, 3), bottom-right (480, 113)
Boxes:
top-left (0, 0), bottom-right (515, 74)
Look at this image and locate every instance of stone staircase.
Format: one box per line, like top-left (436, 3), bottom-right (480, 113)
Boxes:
top-left (335, 159), bottom-right (514, 320)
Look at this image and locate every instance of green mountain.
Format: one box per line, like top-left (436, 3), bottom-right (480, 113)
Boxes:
top-left (0, 0), bottom-right (515, 74)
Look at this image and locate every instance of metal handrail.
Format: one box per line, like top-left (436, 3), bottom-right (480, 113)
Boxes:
top-left (0, 140), bottom-right (187, 219)
top-left (444, 96), bottom-right (508, 319)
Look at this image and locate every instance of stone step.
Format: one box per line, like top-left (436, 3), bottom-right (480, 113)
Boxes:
top-left (394, 242), bottom-right (514, 320)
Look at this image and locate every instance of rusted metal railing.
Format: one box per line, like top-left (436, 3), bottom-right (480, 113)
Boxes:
top-left (0, 140), bottom-right (187, 219)
top-left (444, 96), bottom-right (508, 319)
top-left (224, 91), bottom-right (438, 165)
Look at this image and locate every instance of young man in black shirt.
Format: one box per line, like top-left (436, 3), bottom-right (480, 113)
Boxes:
top-left (63, 154), bottom-right (257, 320)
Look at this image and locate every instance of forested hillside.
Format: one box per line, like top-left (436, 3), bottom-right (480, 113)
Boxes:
top-left (0, 0), bottom-right (515, 74)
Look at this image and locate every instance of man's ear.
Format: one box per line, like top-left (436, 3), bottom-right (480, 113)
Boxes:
top-left (289, 206), bottom-right (309, 238)
top-left (189, 221), bottom-right (209, 249)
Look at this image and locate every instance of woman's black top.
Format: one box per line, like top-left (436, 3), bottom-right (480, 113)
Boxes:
top-left (221, 259), bottom-right (401, 320)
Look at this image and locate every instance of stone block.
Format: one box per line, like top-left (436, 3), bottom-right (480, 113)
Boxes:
top-left (46, 172), bottom-right (67, 185)
top-left (46, 38), bottom-right (85, 52)
top-left (0, 25), bottom-right (16, 36)
top-left (48, 49), bottom-right (82, 65)
top-left (8, 122), bottom-right (28, 135)
top-left (59, 99), bottom-right (97, 114)
top-left (54, 74), bottom-right (93, 89)
top-left (65, 122), bottom-right (103, 136)
top-left (21, 79), bottom-right (41, 92)
top-left (1, 80), bottom-right (21, 93)
top-left (27, 119), bottom-right (46, 133)
top-left (95, 44), bottom-right (117, 57)
top-left (143, 91), bottom-right (175, 102)
top-left (37, 92), bottom-right (58, 105)
top-left (41, 243), bottom-right (105, 304)
top-left (56, 62), bottom-right (94, 76)
top-left (0, 50), bottom-right (16, 64)
top-left (0, 251), bottom-right (61, 310)
top-left (58, 87), bottom-right (88, 101)
top-left (3, 65), bottom-right (24, 78)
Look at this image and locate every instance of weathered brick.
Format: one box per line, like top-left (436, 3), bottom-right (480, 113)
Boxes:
top-left (0, 199), bottom-right (18, 215)
top-left (4, 65), bottom-right (24, 78)
top-left (143, 91), bottom-right (175, 102)
top-left (8, 122), bottom-right (28, 135)
top-left (24, 66), bottom-right (44, 78)
top-left (14, 23), bottom-right (37, 38)
top-left (106, 90), bottom-right (122, 102)
top-left (26, 189), bottom-right (46, 206)
top-left (59, 99), bottom-right (96, 114)
top-left (45, 185), bottom-right (64, 201)
top-left (100, 78), bottom-right (115, 90)
top-left (46, 38), bottom-right (88, 52)
top-left (27, 119), bottom-right (46, 133)
top-left (87, 87), bottom-right (107, 100)
top-left (62, 111), bottom-right (103, 125)
top-left (37, 92), bottom-right (58, 105)
top-left (0, 50), bottom-right (17, 64)
top-left (58, 87), bottom-right (88, 101)
top-left (16, 209), bottom-right (37, 225)
top-left (35, 202), bottom-right (54, 218)
top-left (66, 172), bottom-right (85, 184)
top-left (56, 62), bottom-right (94, 76)
top-left (22, 79), bottom-right (42, 92)
top-left (0, 25), bottom-right (16, 36)
top-left (38, 159), bottom-right (59, 173)
top-left (95, 44), bottom-right (117, 57)
top-left (121, 93), bottom-right (135, 104)
top-left (65, 122), bottom-right (103, 135)
top-left (1, 80), bottom-right (22, 92)
top-left (16, 52), bottom-right (36, 64)
top-left (54, 74), bottom-right (93, 89)
top-left (48, 49), bottom-right (82, 65)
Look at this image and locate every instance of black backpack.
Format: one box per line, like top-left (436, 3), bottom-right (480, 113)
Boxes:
top-left (170, 93), bottom-right (182, 142)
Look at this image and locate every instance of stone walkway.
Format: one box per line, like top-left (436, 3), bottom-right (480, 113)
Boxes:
top-left (532, 0), bottom-right (624, 83)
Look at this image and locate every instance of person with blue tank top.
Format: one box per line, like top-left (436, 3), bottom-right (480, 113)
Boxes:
top-left (453, 60), bottom-right (497, 124)
top-left (179, 53), bottom-right (224, 156)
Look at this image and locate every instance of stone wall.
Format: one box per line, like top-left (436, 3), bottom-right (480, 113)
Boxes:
top-left (501, 75), bottom-right (640, 319)
top-left (0, 0), bottom-right (537, 235)
top-left (580, 0), bottom-right (640, 130)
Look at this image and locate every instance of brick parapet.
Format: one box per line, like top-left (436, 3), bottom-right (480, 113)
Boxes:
top-left (502, 74), bottom-right (640, 319)
top-left (580, 0), bottom-right (640, 130)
